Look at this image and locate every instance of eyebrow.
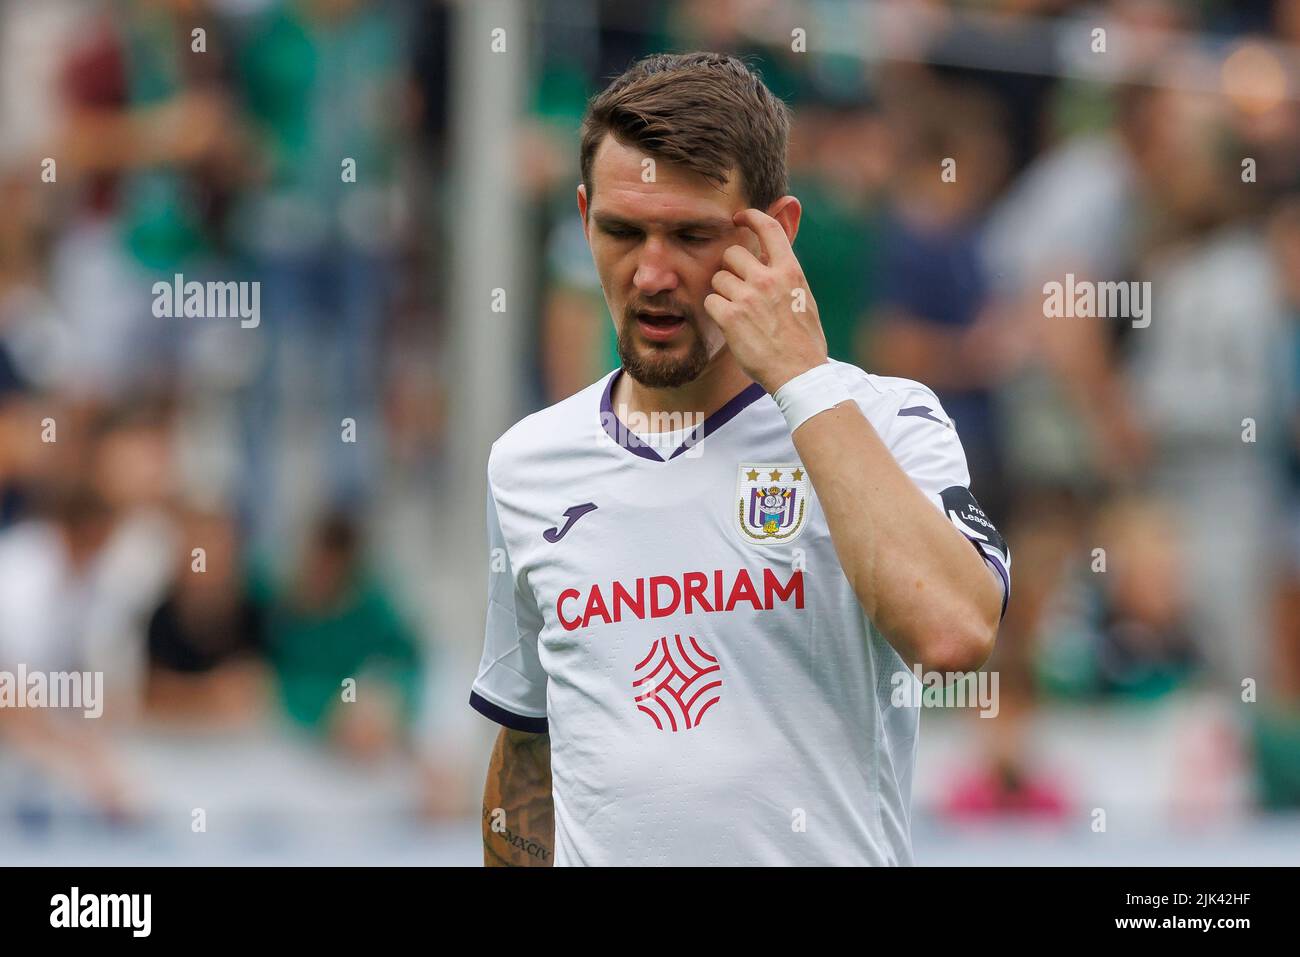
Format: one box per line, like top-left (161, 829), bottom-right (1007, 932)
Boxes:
top-left (592, 213), bottom-right (732, 233)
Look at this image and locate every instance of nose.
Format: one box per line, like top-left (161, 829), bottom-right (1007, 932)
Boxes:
top-left (632, 237), bottom-right (679, 297)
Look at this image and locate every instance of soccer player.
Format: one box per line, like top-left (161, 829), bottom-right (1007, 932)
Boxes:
top-left (470, 52), bottom-right (1010, 866)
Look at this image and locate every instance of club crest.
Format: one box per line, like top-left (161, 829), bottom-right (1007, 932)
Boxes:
top-left (735, 463), bottom-right (809, 545)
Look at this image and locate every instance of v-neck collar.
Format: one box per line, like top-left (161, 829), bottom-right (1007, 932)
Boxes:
top-left (599, 368), bottom-right (767, 462)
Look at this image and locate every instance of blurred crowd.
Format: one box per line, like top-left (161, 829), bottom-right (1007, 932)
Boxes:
top-left (0, 0), bottom-right (1298, 832)
top-left (0, 0), bottom-right (453, 823)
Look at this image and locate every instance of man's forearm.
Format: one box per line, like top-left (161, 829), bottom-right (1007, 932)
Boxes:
top-left (791, 400), bottom-right (1000, 673)
top-left (702, 207), bottom-right (998, 670)
top-left (482, 728), bottom-right (554, 866)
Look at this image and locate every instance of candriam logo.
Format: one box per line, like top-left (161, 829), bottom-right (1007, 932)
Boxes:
top-left (633, 634), bottom-right (722, 731)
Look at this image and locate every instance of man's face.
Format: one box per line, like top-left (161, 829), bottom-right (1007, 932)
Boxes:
top-left (579, 135), bottom-right (755, 389)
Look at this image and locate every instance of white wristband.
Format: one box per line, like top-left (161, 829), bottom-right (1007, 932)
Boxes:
top-left (772, 362), bottom-right (853, 434)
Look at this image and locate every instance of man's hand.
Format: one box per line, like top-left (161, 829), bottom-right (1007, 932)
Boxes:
top-left (704, 208), bottom-right (829, 394)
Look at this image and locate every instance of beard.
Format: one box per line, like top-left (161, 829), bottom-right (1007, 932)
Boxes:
top-left (616, 302), bottom-right (711, 389)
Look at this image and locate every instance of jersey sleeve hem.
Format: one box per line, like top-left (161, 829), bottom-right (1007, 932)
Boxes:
top-left (469, 689), bottom-right (549, 734)
top-left (962, 536), bottom-right (1010, 621)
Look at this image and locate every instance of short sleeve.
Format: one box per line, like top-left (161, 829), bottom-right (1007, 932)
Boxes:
top-left (468, 483), bottom-right (549, 733)
top-left (883, 388), bottom-right (1012, 619)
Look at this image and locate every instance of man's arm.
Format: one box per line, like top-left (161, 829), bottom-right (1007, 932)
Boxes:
top-left (481, 727), bottom-right (554, 866)
top-left (706, 207), bottom-right (1001, 673)
top-left (789, 400), bottom-right (1001, 673)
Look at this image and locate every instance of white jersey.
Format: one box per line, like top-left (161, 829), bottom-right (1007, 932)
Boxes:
top-left (471, 360), bottom-right (1010, 866)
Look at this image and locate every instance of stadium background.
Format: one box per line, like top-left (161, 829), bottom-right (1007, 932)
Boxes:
top-left (1, 0), bottom-right (1298, 865)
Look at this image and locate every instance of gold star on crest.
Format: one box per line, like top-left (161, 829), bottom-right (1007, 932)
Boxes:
top-left (791, 468), bottom-right (804, 481)
top-left (745, 468), bottom-right (760, 482)
top-left (768, 469), bottom-right (783, 482)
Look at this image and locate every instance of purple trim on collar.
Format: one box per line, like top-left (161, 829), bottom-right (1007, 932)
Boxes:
top-left (668, 380), bottom-right (767, 459)
top-left (599, 371), bottom-right (662, 462)
top-left (599, 369), bottom-right (767, 462)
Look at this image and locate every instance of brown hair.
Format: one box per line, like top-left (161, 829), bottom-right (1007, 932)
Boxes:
top-left (579, 52), bottom-right (791, 212)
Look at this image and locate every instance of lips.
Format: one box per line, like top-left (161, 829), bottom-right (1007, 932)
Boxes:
top-left (635, 311), bottom-right (686, 342)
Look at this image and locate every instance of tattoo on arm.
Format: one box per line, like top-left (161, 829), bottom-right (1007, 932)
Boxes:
top-left (482, 728), bottom-right (554, 866)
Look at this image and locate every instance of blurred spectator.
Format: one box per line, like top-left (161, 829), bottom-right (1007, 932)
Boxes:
top-left (1122, 80), bottom-right (1289, 690)
top-left (44, 0), bottom-right (246, 400)
top-left (0, 480), bottom-right (132, 817)
top-left (540, 211), bottom-right (611, 402)
top-left (1253, 194), bottom-right (1300, 808)
top-left (981, 80), bottom-right (1154, 490)
top-left (1269, 197), bottom-right (1300, 704)
top-left (264, 512), bottom-right (423, 762)
top-left (868, 79), bottom-right (1013, 520)
top-left (788, 103), bottom-right (889, 365)
top-left (145, 506), bottom-right (270, 725)
top-left (231, 0), bottom-right (411, 556)
top-left (82, 398), bottom-right (182, 708)
top-left (1037, 496), bottom-right (1201, 699)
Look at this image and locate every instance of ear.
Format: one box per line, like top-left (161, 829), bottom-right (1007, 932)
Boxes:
top-left (766, 195), bottom-right (803, 247)
top-left (577, 183), bottom-right (590, 240)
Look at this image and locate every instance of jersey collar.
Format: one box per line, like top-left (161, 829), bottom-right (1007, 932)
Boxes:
top-left (599, 368), bottom-right (767, 462)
